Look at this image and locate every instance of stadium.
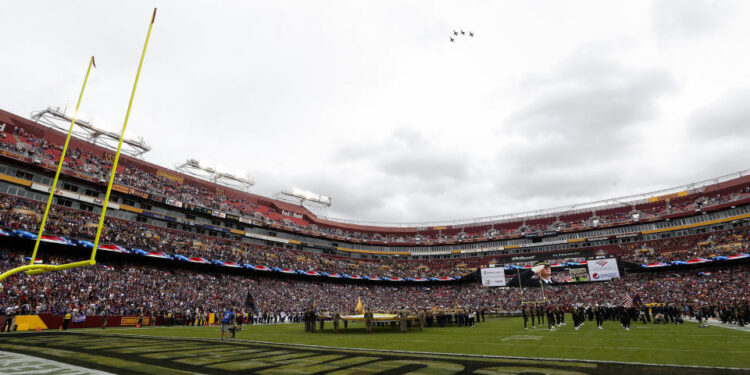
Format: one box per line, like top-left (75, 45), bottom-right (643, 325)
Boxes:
top-left (2, 2), bottom-right (750, 375)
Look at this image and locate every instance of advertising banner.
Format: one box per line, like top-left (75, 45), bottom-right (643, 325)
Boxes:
top-left (586, 258), bottom-right (620, 281)
top-left (480, 267), bottom-right (506, 287)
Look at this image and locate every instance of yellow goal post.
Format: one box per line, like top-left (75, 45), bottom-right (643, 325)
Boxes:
top-left (0, 8), bottom-right (157, 282)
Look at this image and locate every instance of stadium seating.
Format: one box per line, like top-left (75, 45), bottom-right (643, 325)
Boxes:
top-left (0, 108), bottom-right (749, 330)
top-left (3, 108), bottom-right (750, 247)
top-left (0, 249), bottom-right (747, 320)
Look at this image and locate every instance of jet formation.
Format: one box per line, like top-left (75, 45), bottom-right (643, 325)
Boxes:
top-left (450, 29), bottom-right (474, 43)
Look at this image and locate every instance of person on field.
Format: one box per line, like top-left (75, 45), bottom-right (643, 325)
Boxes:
top-left (220, 307), bottom-right (235, 341)
top-left (2, 307), bottom-right (15, 332)
top-left (333, 311), bottom-right (340, 333)
top-left (62, 311), bottom-right (72, 331)
top-left (364, 308), bottom-right (373, 334)
top-left (594, 305), bottom-right (604, 330)
top-left (522, 305), bottom-right (530, 329)
top-left (399, 310), bottom-right (407, 333)
top-left (236, 309), bottom-right (244, 332)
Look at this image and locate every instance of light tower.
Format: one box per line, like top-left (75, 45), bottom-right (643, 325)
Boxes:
top-left (175, 159), bottom-right (255, 192)
top-left (31, 106), bottom-right (151, 158)
top-left (276, 188), bottom-right (332, 215)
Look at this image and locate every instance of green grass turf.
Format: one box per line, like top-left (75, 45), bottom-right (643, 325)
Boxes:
top-left (81, 316), bottom-right (750, 368)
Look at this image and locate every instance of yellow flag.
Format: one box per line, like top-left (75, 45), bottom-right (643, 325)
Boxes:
top-left (356, 297), bottom-right (364, 314)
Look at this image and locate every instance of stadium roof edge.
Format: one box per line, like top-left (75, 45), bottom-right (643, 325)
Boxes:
top-left (317, 169), bottom-right (750, 228)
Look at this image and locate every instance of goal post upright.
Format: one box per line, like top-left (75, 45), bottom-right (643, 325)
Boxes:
top-left (27, 56), bottom-right (96, 267)
top-left (90, 7), bottom-right (157, 263)
top-left (0, 8), bottom-right (158, 282)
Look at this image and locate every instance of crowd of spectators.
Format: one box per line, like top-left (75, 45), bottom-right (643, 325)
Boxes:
top-left (1, 250), bottom-right (748, 325)
top-left (3, 192), bottom-right (750, 279)
top-left (0, 194), bottom-right (474, 278)
top-left (3, 126), bottom-right (750, 246)
top-left (621, 228), bottom-right (750, 265)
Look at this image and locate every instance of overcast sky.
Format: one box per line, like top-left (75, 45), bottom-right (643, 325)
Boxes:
top-left (2, 0), bottom-right (750, 224)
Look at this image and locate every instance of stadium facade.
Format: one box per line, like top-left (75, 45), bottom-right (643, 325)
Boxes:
top-left (1, 108), bottom-right (749, 280)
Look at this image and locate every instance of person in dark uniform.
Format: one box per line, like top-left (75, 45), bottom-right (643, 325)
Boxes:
top-left (594, 305), bottom-right (604, 330)
top-left (399, 310), bottom-right (407, 333)
top-left (304, 308), bottom-right (310, 332)
top-left (522, 305), bottom-right (530, 329)
top-left (556, 307), bottom-right (565, 326)
top-left (62, 311), bottom-right (72, 331)
top-left (418, 309), bottom-right (425, 332)
top-left (537, 304), bottom-right (544, 326)
top-left (364, 308), bottom-right (373, 334)
top-left (546, 306), bottom-right (556, 331)
top-left (618, 306), bottom-right (631, 331)
top-left (2, 308), bottom-right (15, 332)
top-left (137, 309), bottom-right (144, 328)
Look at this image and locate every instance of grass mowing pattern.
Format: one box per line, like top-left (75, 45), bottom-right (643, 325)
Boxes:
top-left (83, 316), bottom-right (749, 368)
top-left (0, 317), bottom-right (748, 374)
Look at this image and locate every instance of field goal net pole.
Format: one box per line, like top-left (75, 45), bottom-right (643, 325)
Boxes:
top-left (0, 8), bottom-right (157, 282)
top-left (518, 268), bottom-right (547, 305)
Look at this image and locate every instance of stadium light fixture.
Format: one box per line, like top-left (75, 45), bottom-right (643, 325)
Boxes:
top-left (176, 159), bottom-right (255, 192)
top-left (277, 188), bottom-right (332, 207)
top-left (31, 106), bottom-right (151, 158)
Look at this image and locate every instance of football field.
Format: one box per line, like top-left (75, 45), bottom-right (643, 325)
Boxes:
top-left (0, 317), bottom-right (748, 374)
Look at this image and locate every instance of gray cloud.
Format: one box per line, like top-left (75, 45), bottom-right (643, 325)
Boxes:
top-left (379, 155), bottom-right (468, 181)
top-left (501, 48), bottom-right (678, 171)
top-left (332, 126), bottom-right (470, 182)
top-left (688, 88), bottom-right (750, 140)
top-left (651, 0), bottom-right (733, 38)
top-left (494, 166), bottom-right (623, 202)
